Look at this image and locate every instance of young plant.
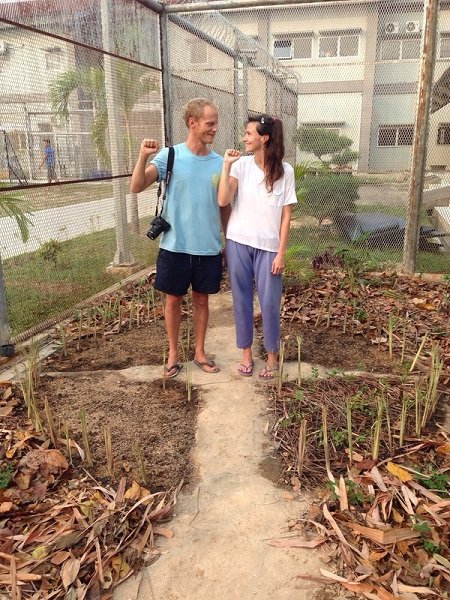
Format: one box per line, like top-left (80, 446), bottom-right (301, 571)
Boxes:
top-left (104, 426), bottom-right (113, 477)
top-left (58, 324), bottom-right (68, 357)
top-left (277, 340), bottom-right (285, 398)
top-left (76, 310), bottom-right (83, 352)
top-left (133, 442), bottom-right (148, 486)
top-left (372, 396), bottom-right (383, 460)
top-left (421, 344), bottom-right (443, 429)
top-left (399, 392), bottom-right (410, 447)
top-left (44, 396), bottom-right (58, 448)
top-left (79, 409), bottom-right (93, 467)
top-left (64, 420), bottom-right (72, 465)
top-left (345, 397), bottom-right (353, 463)
top-left (409, 334), bottom-right (428, 373)
top-left (297, 419), bottom-right (307, 477)
top-left (296, 335), bottom-right (302, 387)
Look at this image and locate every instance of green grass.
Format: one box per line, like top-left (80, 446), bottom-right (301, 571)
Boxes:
top-left (3, 216), bottom-right (448, 337)
top-left (288, 226), bottom-right (450, 274)
top-left (3, 223), bottom-right (159, 335)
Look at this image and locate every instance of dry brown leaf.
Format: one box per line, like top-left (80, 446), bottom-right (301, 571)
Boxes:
top-left (370, 467), bottom-right (388, 491)
top-left (0, 502), bottom-right (13, 513)
top-left (111, 555), bottom-right (130, 579)
top-left (338, 476), bottom-right (348, 511)
top-left (0, 399), bottom-right (16, 417)
top-left (19, 449), bottom-right (68, 473)
top-left (341, 582), bottom-right (374, 593)
top-left (386, 462), bottom-right (412, 482)
top-left (369, 550), bottom-right (388, 562)
top-left (152, 526), bottom-right (174, 539)
top-left (397, 584), bottom-right (438, 595)
top-left (436, 442), bottom-right (450, 455)
top-left (375, 588), bottom-right (397, 600)
top-left (60, 557), bottom-right (80, 590)
top-left (268, 536), bottom-right (326, 549)
top-left (50, 550), bottom-right (71, 565)
top-left (391, 508), bottom-right (404, 524)
top-left (124, 481), bottom-right (141, 501)
top-left (319, 568), bottom-right (348, 582)
top-left (14, 472), bottom-right (31, 490)
top-left (343, 522), bottom-right (420, 544)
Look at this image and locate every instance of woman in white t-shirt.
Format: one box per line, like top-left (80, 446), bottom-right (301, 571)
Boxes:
top-left (218, 115), bottom-right (297, 379)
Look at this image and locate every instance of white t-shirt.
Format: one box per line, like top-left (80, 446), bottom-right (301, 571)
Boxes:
top-left (227, 156), bottom-right (297, 252)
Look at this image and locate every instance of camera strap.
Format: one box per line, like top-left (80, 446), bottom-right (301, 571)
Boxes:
top-left (155, 146), bottom-right (174, 217)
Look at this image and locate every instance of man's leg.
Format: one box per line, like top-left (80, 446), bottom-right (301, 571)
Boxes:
top-left (192, 291), bottom-right (218, 372)
top-left (164, 293), bottom-right (183, 371)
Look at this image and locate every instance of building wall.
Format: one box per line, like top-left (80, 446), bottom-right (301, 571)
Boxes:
top-left (226, 2), bottom-right (450, 174)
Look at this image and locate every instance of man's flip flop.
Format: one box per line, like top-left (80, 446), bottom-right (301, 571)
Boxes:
top-left (193, 359), bottom-right (220, 374)
top-left (164, 363), bottom-right (183, 379)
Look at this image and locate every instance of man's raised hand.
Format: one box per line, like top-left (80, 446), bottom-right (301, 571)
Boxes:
top-left (140, 138), bottom-right (160, 158)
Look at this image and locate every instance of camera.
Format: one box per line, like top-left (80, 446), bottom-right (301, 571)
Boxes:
top-left (146, 215), bottom-right (171, 240)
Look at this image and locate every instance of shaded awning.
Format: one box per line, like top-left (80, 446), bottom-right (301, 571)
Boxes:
top-left (431, 65), bottom-right (450, 113)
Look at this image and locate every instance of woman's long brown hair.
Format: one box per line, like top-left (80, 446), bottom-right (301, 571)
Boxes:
top-left (248, 114), bottom-right (285, 192)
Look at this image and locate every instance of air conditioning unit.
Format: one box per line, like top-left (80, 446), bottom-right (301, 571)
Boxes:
top-left (0, 40), bottom-right (8, 55)
top-left (385, 22), bottom-right (400, 34)
top-left (405, 21), bottom-right (420, 33)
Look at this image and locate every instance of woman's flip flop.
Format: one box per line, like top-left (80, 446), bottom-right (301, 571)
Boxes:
top-left (237, 361), bottom-right (254, 377)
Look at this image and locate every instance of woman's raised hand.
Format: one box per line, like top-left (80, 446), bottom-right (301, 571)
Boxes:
top-left (224, 149), bottom-right (241, 164)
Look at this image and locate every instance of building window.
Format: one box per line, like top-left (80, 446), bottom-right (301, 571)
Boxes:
top-left (380, 38), bottom-right (421, 61)
top-left (440, 34), bottom-right (450, 58)
top-left (37, 122), bottom-right (52, 133)
top-left (318, 34), bottom-right (359, 58)
top-left (437, 124), bottom-right (450, 145)
top-left (273, 39), bottom-right (292, 60)
top-left (45, 47), bottom-right (62, 70)
top-left (273, 36), bottom-right (312, 60)
top-left (378, 125), bottom-right (414, 147)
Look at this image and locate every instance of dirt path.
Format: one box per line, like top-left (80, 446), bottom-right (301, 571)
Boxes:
top-left (113, 292), bottom-right (326, 600)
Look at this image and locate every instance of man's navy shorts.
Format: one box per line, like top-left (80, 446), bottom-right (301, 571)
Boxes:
top-left (154, 248), bottom-right (222, 296)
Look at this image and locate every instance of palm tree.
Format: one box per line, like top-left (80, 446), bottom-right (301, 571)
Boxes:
top-left (49, 62), bottom-right (156, 234)
top-left (0, 185), bottom-right (33, 354)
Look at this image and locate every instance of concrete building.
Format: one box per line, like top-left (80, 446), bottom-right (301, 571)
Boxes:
top-left (223, 0), bottom-right (450, 173)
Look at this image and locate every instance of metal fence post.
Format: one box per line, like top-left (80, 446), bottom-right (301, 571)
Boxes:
top-left (0, 256), bottom-right (14, 356)
top-left (403, 0), bottom-right (439, 274)
top-left (100, 0), bottom-right (136, 267)
top-left (160, 10), bottom-right (173, 146)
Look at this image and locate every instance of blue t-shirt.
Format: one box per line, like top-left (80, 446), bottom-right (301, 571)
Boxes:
top-left (44, 145), bottom-right (55, 166)
top-left (151, 143), bottom-right (223, 255)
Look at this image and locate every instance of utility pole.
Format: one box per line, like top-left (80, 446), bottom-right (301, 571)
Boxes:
top-left (403, 0), bottom-right (439, 273)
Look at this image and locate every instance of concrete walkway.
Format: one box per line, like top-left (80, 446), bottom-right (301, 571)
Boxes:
top-left (113, 292), bottom-right (326, 600)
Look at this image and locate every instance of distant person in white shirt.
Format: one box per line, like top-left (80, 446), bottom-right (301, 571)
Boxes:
top-left (218, 114), bottom-right (297, 379)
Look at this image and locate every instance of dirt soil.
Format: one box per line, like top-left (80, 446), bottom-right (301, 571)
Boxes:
top-left (3, 269), bottom-right (448, 600)
top-left (39, 373), bottom-right (198, 491)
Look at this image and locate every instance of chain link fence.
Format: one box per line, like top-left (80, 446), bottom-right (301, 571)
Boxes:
top-left (1, 0), bottom-right (449, 344)
top-left (0, 0), bottom-right (164, 341)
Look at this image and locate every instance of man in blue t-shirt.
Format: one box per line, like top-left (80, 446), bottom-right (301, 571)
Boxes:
top-left (131, 98), bottom-right (229, 379)
top-left (40, 139), bottom-right (59, 183)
